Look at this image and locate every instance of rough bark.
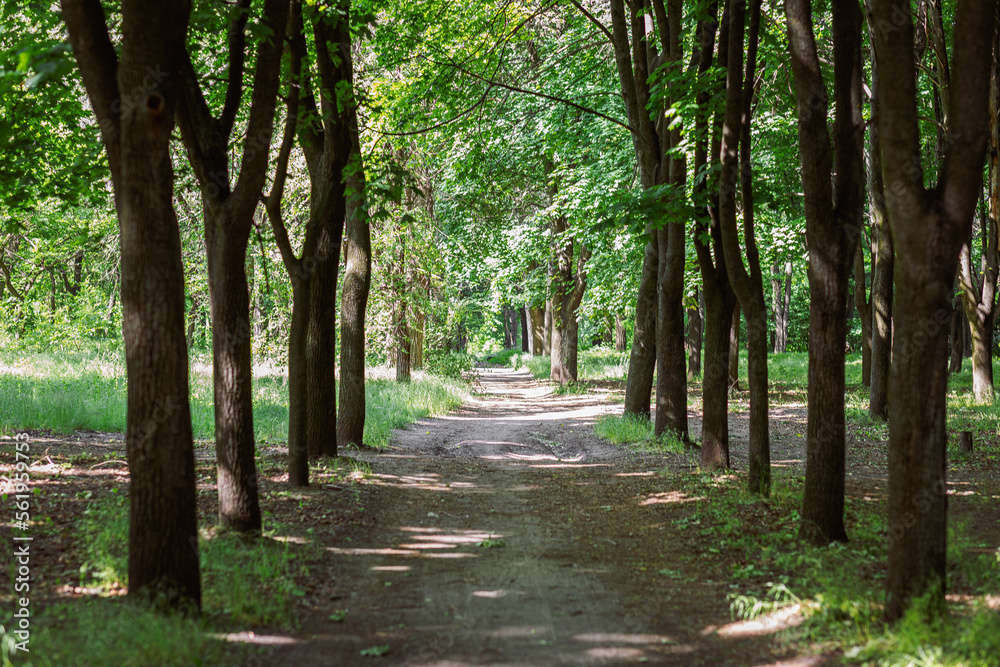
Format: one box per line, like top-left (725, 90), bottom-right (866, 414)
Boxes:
top-left (615, 315), bottom-right (628, 352)
top-left (717, 0), bottom-right (769, 493)
top-left (175, 0), bottom-right (289, 520)
top-left (62, 0), bottom-right (201, 608)
top-left (654, 0), bottom-right (689, 441)
top-left (854, 242), bottom-right (873, 386)
top-left (686, 290), bottom-right (703, 378)
top-left (957, 33), bottom-right (1000, 402)
top-left (623, 236), bottom-right (658, 419)
top-left (786, 0), bottom-right (865, 544)
top-left (872, 0), bottom-right (995, 621)
top-left (337, 113), bottom-right (371, 449)
top-left (866, 11), bottom-right (893, 419)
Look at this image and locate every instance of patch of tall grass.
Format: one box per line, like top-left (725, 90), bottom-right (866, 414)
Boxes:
top-left (593, 414), bottom-right (684, 453)
top-left (363, 373), bottom-right (468, 449)
top-left (510, 347), bottom-right (630, 381)
top-left (0, 349), bottom-right (467, 448)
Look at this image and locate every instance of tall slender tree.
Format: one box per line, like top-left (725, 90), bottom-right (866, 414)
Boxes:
top-left (175, 0), bottom-right (290, 529)
top-left (61, 0), bottom-right (201, 607)
top-left (786, 0), bottom-right (865, 545)
top-left (872, 0), bottom-right (996, 621)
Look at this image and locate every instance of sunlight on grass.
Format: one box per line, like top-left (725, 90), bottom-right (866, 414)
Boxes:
top-left (593, 414), bottom-right (684, 453)
top-left (0, 349), bottom-right (467, 448)
top-left (509, 347), bottom-right (629, 382)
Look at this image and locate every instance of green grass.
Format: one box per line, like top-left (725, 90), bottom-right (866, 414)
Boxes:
top-left (0, 349), bottom-right (467, 449)
top-left (12, 487), bottom-right (316, 667)
top-left (362, 375), bottom-right (468, 449)
top-left (511, 347), bottom-right (630, 382)
top-left (7, 598), bottom-right (255, 667)
top-left (593, 414), bottom-right (685, 453)
top-left (663, 470), bottom-right (1000, 666)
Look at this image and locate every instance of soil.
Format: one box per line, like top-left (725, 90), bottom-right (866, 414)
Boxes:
top-left (2, 366), bottom-right (995, 666)
top-left (257, 368), bottom-right (829, 666)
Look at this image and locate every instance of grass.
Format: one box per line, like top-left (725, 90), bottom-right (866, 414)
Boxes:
top-left (593, 414), bottom-right (685, 453)
top-left (509, 347), bottom-right (630, 382)
top-left (663, 469), bottom-right (1000, 667)
top-left (362, 374), bottom-right (468, 449)
top-left (0, 348), bottom-right (467, 449)
top-left (12, 489), bottom-right (321, 667)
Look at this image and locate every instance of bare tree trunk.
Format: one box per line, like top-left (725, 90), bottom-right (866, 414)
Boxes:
top-left (854, 243), bottom-right (873, 386)
top-left (728, 303), bottom-right (740, 391)
top-left (520, 307), bottom-right (529, 352)
top-left (62, 0), bottom-right (201, 608)
top-left (787, 0), bottom-right (865, 544)
top-left (686, 290), bottom-right (703, 379)
top-left (615, 314), bottom-right (628, 352)
top-left (872, 0), bottom-right (994, 621)
top-left (623, 237), bottom-right (658, 418)
top-left (867, 10), bottom-right (893, 419)
top-left (337, 95), bottom-right (371, 450)
top-left (529, 306), bottom-right (545, 354)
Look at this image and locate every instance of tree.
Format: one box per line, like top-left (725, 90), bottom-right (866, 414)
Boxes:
top-left (866, 2), bottom-right (892, 421)
top-left (786, 0), bottom-right (865, 544)
top-left (717, 0), bottom-right (770, 494)
top-left (61, 0), bottom-right (201, 608)
top-left (175, 0), bottom-right (290, 528)
top-left (872, 0), bottom-right (995, 621)
top-left (957, 34), bottom-right (1000, 403)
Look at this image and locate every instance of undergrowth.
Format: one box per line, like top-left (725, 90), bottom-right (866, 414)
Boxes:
top-left (593, 414), bottom-right (685, 453)
top-left (664, 470), bottom-right (1000, 666)
top-left (14, 491), bottom-right (316, 666)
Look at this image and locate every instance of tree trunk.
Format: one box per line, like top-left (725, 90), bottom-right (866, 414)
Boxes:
top-left (542, 298), bottom-right (553, 355)
top-left (867, 13), bottom-right (893, 419)
top-left (957, 37), bottom-right (1000, 402)
top-left (728, 304), bottom-right (740, 391)
top-left (949, 295), bottom-right (965, 374)
top-left (717, 0), bottom-right (769, 493)
top-left (787, 0), bottom-right (865, 545)
top-left (686, 290), bottom-right (703, 379)
top-left (307, 226), bottom-right (341, 458)
top-left (520, 307), bottom-right (529, 353)
top-left (854, 243), bottom-right (873, 386)
top-left (337, 77), bottom-right (371, 449)
top-left (394, 244), bottom-right (410, 383)
top-left (615, 314), bottom-right (628, 352)
top-left (872, 0), bottom-right (994, 621)
top-left (205, 228), bottom-right (261, 528)
top-left (529, 306), bottom-right (545, 354)
top-left (62, 0), bottom-right (202, 608)
top-left (699, 261), bottom-right (736, 470)
top-left (624, 237), bottom-right (658, 418)
top-left (771, 261), bottom-right (792, 353)
top-left (286, 278), bottom-right (310, 485)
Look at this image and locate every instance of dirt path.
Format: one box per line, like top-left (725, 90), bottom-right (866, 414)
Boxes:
top-left (261, 369), bottom-right (826, 666)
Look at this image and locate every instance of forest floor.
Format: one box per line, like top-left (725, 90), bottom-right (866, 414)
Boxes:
top-left (3, 366), bottom-right (998, 665)
top-left (257, 368), bottom-right (837, 666)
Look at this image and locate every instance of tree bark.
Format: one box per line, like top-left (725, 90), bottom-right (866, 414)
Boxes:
top-left (520, 307), bottom-right (529, 353)
top-left (787, 0), bottom-right (865, 544)
top-left (717, 0), bottom-right (769, 493)
top-left (728, 303), bottom-right (740, 391)
top-left (771, 261), bottom-right (792, 352)
top-left (62, 0), bottom-right (201, 608)
top-left (175, 0), bottom-right (289, 522)
top-left (872, 0), bottom-right (995, 621)
top-left (854, 242), bottom-right (873, 386)
top-left (529, 306), bottom-right (545, 354)
top-left (686, 290), bottom-right (703, 379)
top-left (957, 33), bottom-right (1000, 402)
top-left (866, 10), bottom-right (893, 419)
top-left (338, 114), bottom-right (371, 449)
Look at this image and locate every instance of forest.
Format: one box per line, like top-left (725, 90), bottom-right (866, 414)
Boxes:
top-left (0, 0), bottom-right (998, 664)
